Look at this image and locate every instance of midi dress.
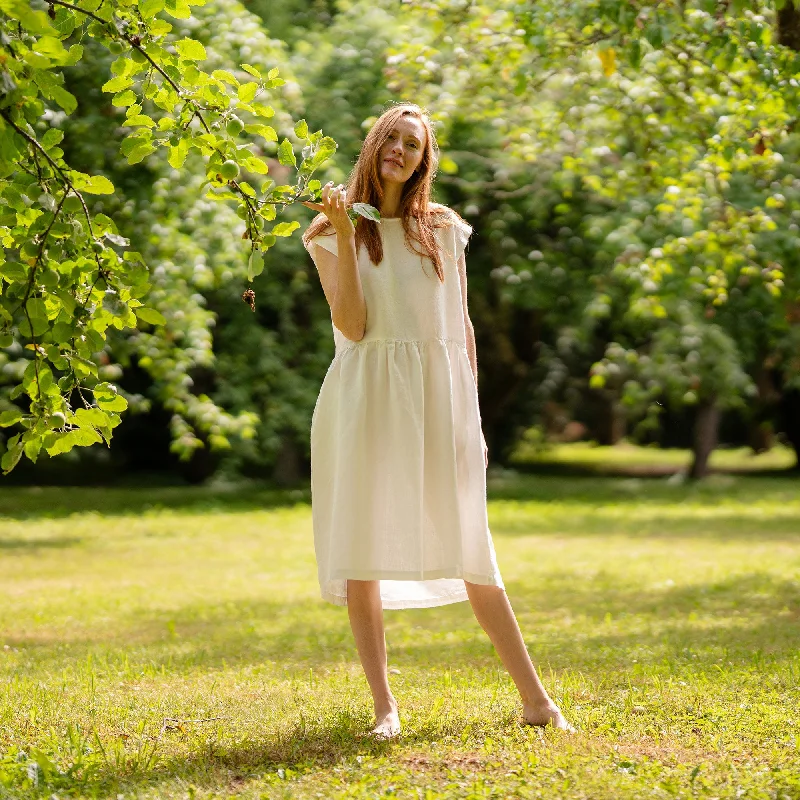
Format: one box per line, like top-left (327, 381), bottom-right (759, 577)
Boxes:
top-left (304, 209), bottom-right (505, 609)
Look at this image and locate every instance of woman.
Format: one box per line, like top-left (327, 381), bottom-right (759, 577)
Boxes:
top-left (302, 103), bottom-right (573, 739)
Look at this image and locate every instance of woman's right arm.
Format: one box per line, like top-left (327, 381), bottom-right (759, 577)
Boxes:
top-left (306, 183), bottom-right (367, 342)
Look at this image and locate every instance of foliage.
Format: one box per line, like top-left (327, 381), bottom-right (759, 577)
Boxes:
top-left (3, 0), bottom-right (799, 480)
top-left (389, 0), bottom-right (800, 470)
top-left (0, 0), bottom-right (351, 473)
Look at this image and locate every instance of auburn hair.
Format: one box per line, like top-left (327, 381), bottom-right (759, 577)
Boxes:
top-left (302, 102), bottom-right (466, 283)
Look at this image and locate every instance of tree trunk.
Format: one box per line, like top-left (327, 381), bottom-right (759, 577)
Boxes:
top-left (778, 1), bottom-right (800, 51)
top-left (689, 398), bottom-right (721, 480)
top-left (780, 389), bottom-right (800, 471)
top-left (593, 394), bottom-right (627, 445)
top-left (272, 431), bottom-right (302, 486)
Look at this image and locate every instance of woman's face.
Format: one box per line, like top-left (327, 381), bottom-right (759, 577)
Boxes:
top-left (378, 115), bottom-right (427, 187)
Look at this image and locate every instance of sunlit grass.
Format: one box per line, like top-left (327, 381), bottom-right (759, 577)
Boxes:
top-left (510, 440), bottom-right (798, 474)
top-left (1, 476), bottom-right (799, 798)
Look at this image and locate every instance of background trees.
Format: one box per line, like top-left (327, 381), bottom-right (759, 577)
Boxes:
top-left (389, 0), bottom-right (800, 476)
top-left (1, 0), bottom-right (797, 482)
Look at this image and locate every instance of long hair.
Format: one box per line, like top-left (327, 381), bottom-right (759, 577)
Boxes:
top-left (302, 102), bottom-right (463, 283)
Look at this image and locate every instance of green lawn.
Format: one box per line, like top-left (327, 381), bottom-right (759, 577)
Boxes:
top-left (1, 475), bottom-right (799, 799)
top-left (510, 440), bottom-right (798, 475)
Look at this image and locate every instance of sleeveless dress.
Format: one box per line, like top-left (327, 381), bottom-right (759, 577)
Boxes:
top-left (304, 210), bottom-right (505, 609)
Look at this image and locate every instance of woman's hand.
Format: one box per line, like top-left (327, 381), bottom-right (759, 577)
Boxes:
top-left (302, 182), bottom-right (355, 238)
top-left (481, 429), bottom-right (488, 469)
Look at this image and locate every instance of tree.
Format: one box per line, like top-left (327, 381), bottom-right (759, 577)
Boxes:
top-left (0, 0), bottom-right (343, 473)
top-left (390, 0), bottom-right (800, 476)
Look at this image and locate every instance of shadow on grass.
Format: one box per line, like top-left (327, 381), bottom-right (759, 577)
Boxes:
top-left (0, 484), bottom-right (311, 521)
top-left (0, 534), bottom-right (84, 550)
top-left (5, 573), bottom-right (799, 676)
top-left (0, 473), bottom-right (798, 523)
top-left (4, 572), bottom-right (798, 796)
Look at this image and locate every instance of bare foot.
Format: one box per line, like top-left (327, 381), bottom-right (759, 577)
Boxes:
top-left (369, 701), bottom-right (401, 740)
top-left (522, 701), bottom-right (576, 732)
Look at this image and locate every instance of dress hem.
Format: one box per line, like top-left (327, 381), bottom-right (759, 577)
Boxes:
top-left (320, 571), bottom-right (505, 610)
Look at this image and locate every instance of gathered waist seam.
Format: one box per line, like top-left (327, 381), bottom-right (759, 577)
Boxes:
top-left (334, 337), bottom-right (468, 358)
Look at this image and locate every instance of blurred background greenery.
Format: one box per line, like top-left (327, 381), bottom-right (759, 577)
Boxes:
top-left (2, 0), bottom-right (799, 486)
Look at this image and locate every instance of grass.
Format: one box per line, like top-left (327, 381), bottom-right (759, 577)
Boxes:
top-left (1, 474), bottom-right (799, 799)
top-left (509, 440), bottom-right (798, 475)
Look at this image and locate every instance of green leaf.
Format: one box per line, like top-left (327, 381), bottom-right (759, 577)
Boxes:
top-left (308, 136), bottom-right (337, 168)
top-left (277, 139), bottom-right (296, 167)
top-left (240, 63), bottom-right (261, 78)
top-left (45, 431), bottom-right (75, 456)
top-left (294, 119), bottom-right (309, 140)
top-left (352, 202), bottom-right (381, 221)
top-left (1, 262), bottom-right (28, 283)
top-left (250, 103), bottom-right (274, 118)
top-left (175, 38), bottom-right (207, 61)
top-left (73, 407), bottom-right (111, 429)
top-left (96, 393), bottom-right (128, 412)
top-left (69, 355), bottom-right (97, 379)
top-left (124, 115), bottom-right (155, 128)
top-left (126, 141), bottom-right (156, 164)
top-left (65, 44), bottom-right (84, 66)
top-left (164, 0), bottom-right (191, 18)
top-left (50, 86), bottom-right (77, 114)
top-left (23, 436), bottom-right (41, 463)
top-left (149, 18), bottom-right (173, 35)
top-left (135, 307), bottom-right (166, 326)
top-left (112, 89), bottom-right (137, 107)
top-left (1, 0), bottom-right (58, 35)
top-left (40, 128), bottom-right (65, 149)
top-left (247, 250), bottom-right (264, 281)
top-left (71, 427), bottom-right (103, 446)
top-left (71, 174), bottom-right (115, 195)
top-left (242, 156), bottom-right (269, 174)
top-left (168, 139), bottom-right (189, 168)
top-left (244, 124), bottom-right (277, 141)
top-left (140, 0), bottom-right (165, 17)
top-left (212, 69), bottom-right (239, 86)
top-left (237, 82), bottom-right (258, 103)
top-left (1, 439), bottom-right (23, 473)
top-left (0, 409), bottom-right (23, 427)
top-left (272, 221), bottom-right (300, 237)
top-left (102, 75), bottom-right (134, 93)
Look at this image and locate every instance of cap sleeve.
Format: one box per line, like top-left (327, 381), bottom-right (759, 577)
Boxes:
top-left (453, 217), bottom-right (473, 261)
top-left (304, 232), bottom-right (338, 264)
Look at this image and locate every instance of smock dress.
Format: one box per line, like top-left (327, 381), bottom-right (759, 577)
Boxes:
top-left (304, 209), bottom-right (505, 609)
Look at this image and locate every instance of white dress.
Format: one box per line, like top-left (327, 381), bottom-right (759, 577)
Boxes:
top-left (304, 210), bottom-right (505, 609)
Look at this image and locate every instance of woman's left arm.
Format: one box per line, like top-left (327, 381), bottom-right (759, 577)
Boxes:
top-left (457, 251), bottom-right (488, 467)
top-left (457, 252), bottom-right (479, 388)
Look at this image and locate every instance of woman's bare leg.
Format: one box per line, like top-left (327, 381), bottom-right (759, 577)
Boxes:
top-left (464, 581), bottom-right (574, 730)
top-left (346, 579), bottom-right (400, 737)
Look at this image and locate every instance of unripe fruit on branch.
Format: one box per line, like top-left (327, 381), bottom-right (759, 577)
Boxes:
top-left (226, 116), bottom-right (244, 137)
top-left (63, 195), bottom-right (83, 214)
top-left (219, 160), bottom-right (240, 181)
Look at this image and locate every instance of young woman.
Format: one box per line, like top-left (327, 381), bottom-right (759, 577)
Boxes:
top-left (301, 103), bottom-right (573, 739)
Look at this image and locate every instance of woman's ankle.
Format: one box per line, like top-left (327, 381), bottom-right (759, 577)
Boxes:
top-left (374, 695), bottom-right (398, 717)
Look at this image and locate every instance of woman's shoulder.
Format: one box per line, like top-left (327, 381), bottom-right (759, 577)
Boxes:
top-left (302, 212), bottom-right (335, 250)
top-left (426, 203), bottom-right (472, 236)
top-left (426, 202), bottom-right (464, 223)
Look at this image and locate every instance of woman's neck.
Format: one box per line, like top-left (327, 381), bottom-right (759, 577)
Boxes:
top-left (379, 183), bottom-right (404, 218)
